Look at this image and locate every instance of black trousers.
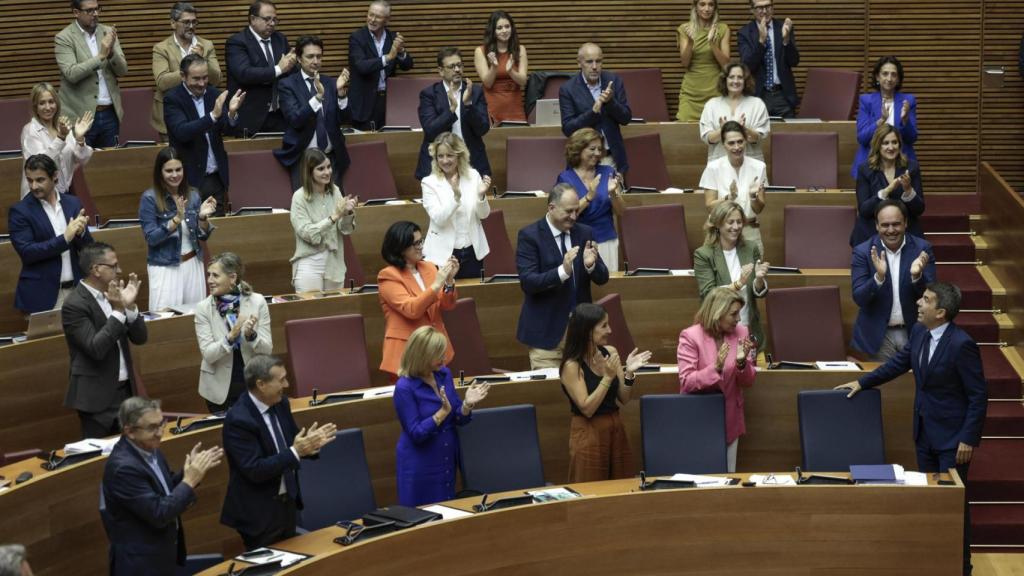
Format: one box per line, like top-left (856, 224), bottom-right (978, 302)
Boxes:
top-left (199, 172), bottom-right (227, 217)
top-left (353, 90), bottom-right (387, 131)
top-left (916, 417), bottom-right (973, 576)
top-left (239, 494), bottom-right (297, 550)
top-left (77, 381), bottom-right (130, 438)
top-left (762, 89), bottom-right (795, 118)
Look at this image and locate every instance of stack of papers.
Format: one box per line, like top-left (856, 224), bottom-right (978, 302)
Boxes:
top-left (748, 474), bottom-right (797, 486)
top-left (669, 473), bottom-right (732, 487)
top-left (234, 548), bottom-right (308, 568)
top-left (64, 437), bottom-right (119, 455)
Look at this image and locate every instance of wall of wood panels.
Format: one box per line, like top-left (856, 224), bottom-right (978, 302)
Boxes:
top-left (0, 1), bottom-right (1020, 193)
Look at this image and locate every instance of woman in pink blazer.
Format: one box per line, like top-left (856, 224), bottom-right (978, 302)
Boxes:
top-left (677, 286), bottom-right (757, 472)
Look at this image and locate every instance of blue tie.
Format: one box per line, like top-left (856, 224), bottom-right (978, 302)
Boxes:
top-left (147, 453), bottom-right (171, 496)
top-left (763, 25), bottom-right (776, 90)
top-left (919, 332), bottom-right (932, 381)
top-left (268, 409), bottom-right (298, 498)
top-left (308, 78), bottom-right (330, 151)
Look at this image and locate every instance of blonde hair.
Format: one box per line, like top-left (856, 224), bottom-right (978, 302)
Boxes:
top-left (694, 286), bottom-right (744, 338)
top-left (564, 127), bottom-right (603, 167)
top-left (30, 82), bottom-right (61, 131)
top-left (398, 326), bottom-right (448, 378)
top-left (686, 0), bottom-right (719, 38)
top-left (429, 132), bottom-right (471, 178)
top-left (703, 201), bottom-right (746, 247)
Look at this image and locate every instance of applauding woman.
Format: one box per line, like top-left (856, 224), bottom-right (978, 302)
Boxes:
top-left (290, 148), bottom-right (357, 292)
top-left (421, 132), bottom-right (491, 279)
top-left (194, 252), bottom-right (271, 413)
top-left (677, 287), bottom-right (757, 472)
top-left (850, 125), bottom-right (924, 246)
top-left (562, 303), bottom-right (652, 482)
top-left (474, 10), bottom-right (528, 124)
top-left (378, 221), bottom-right (459, 380)
top-left (699, 62), bottom-right (769, 161)
top-left (852, 56), bottom-right (917, 178)
top-left (139, 147), bottom-right (217, 312)
top-left (676, 0), bottom-right (730, 122)
top-left (700, 121), bottom-right (767, 254)
top-left (394, 326), bottom-right (490, 506)
top-left (20, 82), bottom-right (94, 199)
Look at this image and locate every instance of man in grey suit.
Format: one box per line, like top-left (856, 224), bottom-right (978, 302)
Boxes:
top-left (62, 242), bottom-right (148, 438)
top-left (55, 0), bottom-right (128, 148)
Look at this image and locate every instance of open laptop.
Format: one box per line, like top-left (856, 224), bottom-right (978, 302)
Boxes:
top-left (533, 98), bottom-right (561, 126)
top-left (26, 309), bottom-right (63, 340)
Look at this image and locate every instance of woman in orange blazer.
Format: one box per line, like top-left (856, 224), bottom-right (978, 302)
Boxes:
top-left (378, 221), bottom-right (459, 378)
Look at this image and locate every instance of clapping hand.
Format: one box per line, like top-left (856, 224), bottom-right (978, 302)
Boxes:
top-left (878, 102), bottom-right (891, 127)
top-left (487, 51), bottom-right (498, 67)
top-left (445, 255), bottom-right (460, 283)
top-left (562, 245), bottom-right (580, 276)
top-left (756, 16), bottom-right (769, 43)
top-left (121, 273), bottom-right (141, 310)
top-left (754, 259), bottom-right (770, 280)
top-left (782, 18), bottom-right (793, 43)
top-left (389, 33), bottom-right (406, 59)
top-left (242, 315), bottom-right (258, 340)
top-left (73, 111), bottom-right (94, 141)
top-left (174, 195), bottom-right (187, 218)
top-left (895, 171), bottom-right (912, 193)
top-left (505, 55), bottom-right (514, 73)
top-left (728, 180), bottom-right (739, 201)
top-left (190, 44), bottom-right (204, 57)
top-left (870, 245), bottom-right (888, 282)
top-left (293, 422), bottom-right (338, 457)
top-left (737, 262), bottom-right (754, 287)
top-left (462, 77), bottom-right (473, 105)
top-left (707, 24), bottom-right (719, 44)
top-left (715, 341), bottom-right (730, 373)
top-left (464, 381), bottom-right (490, 407)
top-left (278, 49), bottom-right (297, 73)
top-left (600, 350), bottom-right (622, 379)
top-left (228, 90), bottom-right (246, 117)
top-left (57, 116), bottom-right (72, 139)
top-left (199, 196), bottom-right (217, 219)
top-left (99, 26), bottom-right (116, 59)
top-left (337, 194), bottom-right (358, 216)
top-left (624, 348), bottom-right (653, 373)
top-left (447, 86), bottom-right (459, 112)
top-left (477, 175), bottom-right (491, 198)
top-left (583, 240), bottom-right (599, 269)
top-left (900, 99), bottom-right (910, 124)
top-left (592, 82), bottom-right (614, 114)
top-left (212, 90), bottom-right (229, 121)
top-left (910, 251), bottom-right (929, 279)
top-left (183, 442), bottom-right (224, 487)
top-left (63, 209), bottom-right (89, 242)
top-left (228, 313), bottom-right (250, 342)
top-left (738, 337), bottom-right (755, 362)
top-left (337, 68), bottom-right (351, 96)
top-left (313, 74), bottom-right (325, 99)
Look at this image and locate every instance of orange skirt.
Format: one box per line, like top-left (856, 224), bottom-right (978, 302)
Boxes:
top-left (568, 412), bottom-right (634, 483)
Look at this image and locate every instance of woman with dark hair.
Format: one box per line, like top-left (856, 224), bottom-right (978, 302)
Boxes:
top-left (194, 252), bottom-right (272, 412)
top-left (473, 10), bottom-right (528, 124)
top-left (850, 124), bottom-right (924, 246)
top-left (561, 303), bottom-right (651, 482)
top-left (851, 55), bottom-right (917, 178)
top-left (700, 120), bottom-right (767, 254)
top-left (139, 146), bottom-right (217, 311)
top-left (20, 81), bottom-right (94, 198)
top-left (698, 61), bottom-right (769, 161)
top-left (378, 220), bottom-right (459, 379)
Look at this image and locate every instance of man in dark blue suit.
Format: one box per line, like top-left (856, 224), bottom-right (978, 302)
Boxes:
top-left (838, 281), bottom-right (987, 575)
top-left (517, 184), bottom-right (609, 369)
top-left (738, 0), bottom-right (800, 118)
top-left (221, 355), bottom-right (337, 550)
top-left (102, 397), bottom-right (223, 576)
top-left (9, 154), bottom-right (93, 315)
top-left (415, 47), bottom-right (490, 181)
top-left (165, 53), bottom-right (244, 217)
top-left (348, 0), bottom-right (414, 131)
top-left (224, 0), bottom-right (296, 135)
top-left (274, 36), bottom-right (352, 191)
top-left (851, 199), bottom-right (936, 360)
top-left (559, 43), bottom-right (631, 174)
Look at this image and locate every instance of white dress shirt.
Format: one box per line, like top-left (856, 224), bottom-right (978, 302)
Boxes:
top-left (299, 70), bottom-right (349, 152)
top-left (699, 155), bottom-right (768, 220)
top-left (874, 237), bottom-right (908, 327)
top-left (76, 22), bottom-right (112, 105)
top-left (188, 87), bottom-right (219, 174)
top-left (441, 81), bottom-right (464, 140)
top-left (81, 280), bottom-right (139, 382)
top-left (925, 322), bottom-right (949, 365)
top-left (372, 30), bottom-right (388, 90)
top-left (247, 392), bottom-right (299, 495)
top-left (38, 195), bottom-right (73, 282)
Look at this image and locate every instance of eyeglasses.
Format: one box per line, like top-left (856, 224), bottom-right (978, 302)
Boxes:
top-left (177, 19), bottom-right (199, 28)
top-left (133, 422), bottom-right (163, 434)
top-left (752, 3), bottom-right (773, 12)
top-left (95, 261), bottom-right (121, 271)
top-left (254, 15), bottom-right (279, 24)
top-left (76, 7), bottom-right (101, 15)
top-left (443, 62), bottom-right (464, 71)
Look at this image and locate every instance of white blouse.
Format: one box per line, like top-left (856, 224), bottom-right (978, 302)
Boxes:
top-left (698, 95), bottom-right (770, 161)
top-left (20, 117), bottom-right (94, 198)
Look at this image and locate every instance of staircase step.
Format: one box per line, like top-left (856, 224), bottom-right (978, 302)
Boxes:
top-left (971, 504), bottom-right (1024, 547)
top-left (967, 439), bottom-right (1024, 501)
top-left (981, 348), bottom-right (1021, 400)
top-left (925, 193), bottom-right (981, 215)
top-left (922, 213), bottom-right (970, 233)
top-left (928, 234), bottom-right (976, 262)
top-left (956, 313), bottom-right (1000, 343)
top-left (983, 402), bottom-right (1024, 436)
top-left (936, 265), bottom-right (992, 309)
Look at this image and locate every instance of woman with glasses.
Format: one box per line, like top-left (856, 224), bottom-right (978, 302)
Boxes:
top-left (676, 0), bottom-right (730, 122)
top-left (473, 10), bottom-right (528, 124)
top-left (20, 82), bottom-right (94, 199)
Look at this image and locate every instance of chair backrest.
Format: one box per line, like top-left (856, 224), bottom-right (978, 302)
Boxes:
top-left (342, 234), bottom-right (366, 286)
top-left (620, 204), bottom-right (692, 269)
top-left (456, 404), bottom-right (545, 494)
top-left (480, 209), bottom-right (516, 275)
top-left (118, 87), bottom-right (159, 143)
top-left (69, 165), bottom-right (100, 220)
top-left (766, 286), bottom-right (846, 361)
top-left (505, 136), bottom-right (567, 192)
top-left (615, 68), bottom-right (670, 122)
top-left (442, 298), bottom-right (494, 378)
top-left (595, 293), bottom-right (636, 357)
top-left (297, 428), bottom-right (377, 529)
top-left (770, 132), bottom-right (838, 189)
top-left (342, 140), bottom-right (399, 201)
top-left (798, 68), bottom-right (861, 121)
top-left (0, 98), bottom-right (28, 152)
top-left (226, 149), bottom-right (292, 210)
top-left (285, 314), bottom-right (372, 396)
top-left (798, 389), bottom-right (885, 471)
top-left (783, 205), bottom-right (855, 268)
top-left (640, 394), bottom-right (728, 475)
top-left (384, 76), bottom-right (437, 129)
top-left (622, 133), bottom-right (671, 189)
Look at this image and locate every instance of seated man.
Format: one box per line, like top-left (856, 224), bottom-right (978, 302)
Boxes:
top-left (9, 154), bottom-right (93, 315)
top-left (559, 42), bottom-right (631, 173)
top-left (415, 47), bottom-right (490, 181)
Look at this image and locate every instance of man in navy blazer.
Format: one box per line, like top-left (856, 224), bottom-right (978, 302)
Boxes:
top-left (838, 281), bottom-right (986, 575)
top-left (559, 43), bottom-right (631, 173)
top-left (274, 36), bottom-right (352, 191)
top-left (348, 0), bottom-right (414, 131)
top-left (738, 0), bottom-right (800, 117)
top-left (224, 1), bottom-right (296, 135)
top-left (9, 154), bottom-right (93, 315)
top-left (851, 200), bottom-right (936, 360)
top-left (517, 184), bottom-right (609, 369)
top-left (102, 397), bottom-right (222, 576)
top-left (415, 47), bottom-right (490, 181)
top-left (221, 355), bottom-right (337, 550)
top-left (165, 54), bottom-right (244, 217)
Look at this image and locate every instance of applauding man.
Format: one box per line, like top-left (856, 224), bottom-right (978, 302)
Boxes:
top-left (559, 43), bottom-right (631, 173)
top-left (738, 0), bottom-right (800, 118)
top-left (225, 0), bottom-right (295, 135)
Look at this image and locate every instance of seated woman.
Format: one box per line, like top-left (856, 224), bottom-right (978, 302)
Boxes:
top-left (851, 55), bottom-right (917, 178)
top-left (676, 0), bottom-right (730, 122)
top-left (473, 10), bottom-right (528, 125)
top-left (850, 124), bottom-right (924, 247)
top-left (694, 201), bottom-right (769, 350)
top-left (139, 147), bottom-right (217, 311)
top-left (561, 303), bottom-right (651, 482)
top-left (556, 128), bottom-right (624, 271)
top-left (677, 286), bottom-right (757, 473)
top-left (394, 325), bottom-right (490, 506)
top-left (194, 252), bottom-right (272, 413)
top-left (698, 61), bottom-right (769, 161)
top-left (378, 221), bottom-right (459, 380)
top-left (289, 148), bottom-right (358, 292)
top-left (20, 82), bottom-right (93, 199)
top-left (699, 120), bottom-right (767, 255)
top-left (421, 132), bottom-right (492, 279)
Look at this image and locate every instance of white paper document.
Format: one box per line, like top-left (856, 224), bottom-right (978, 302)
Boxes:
top-left (748, 474), bottom-right (797, 486)
top-left (815, 361), bottom-right (861, 371)
top-left (421, 504), bottom-right (473, 520)
top-left (64, 436), bottom-right (119, 455)
top-left (669, 473), bottom-right (732, 486)
top-left (234, 547), bottom-right (308, 568)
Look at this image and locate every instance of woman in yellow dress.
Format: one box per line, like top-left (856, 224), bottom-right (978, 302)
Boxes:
top-left (676, 0), bottom-right (730, 122)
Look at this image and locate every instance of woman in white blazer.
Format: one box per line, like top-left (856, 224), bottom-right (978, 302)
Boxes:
top-left (194, 252), bottom-right (272, 412)
top-left (420, 132), bottom-right (492, 279)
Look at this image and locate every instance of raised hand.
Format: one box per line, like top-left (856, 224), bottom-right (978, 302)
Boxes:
top-left (562, 245), bottom-right (580, 276)
top-left (199, 196), bottom-right (217, 219)
top-left (737, 262), bottom-right (754, 287)
top-left (228, 314), bottom-right (249, 342)
top-left (603, 350), bottom-right (622, 379)
top-left (183, 442), bottom-right (224, 487)
top-left (228, 90), bottom-right (246, 116)
top-left (464, 382), bottom-right (490, 406)
top-left (278, 49), bottom-right (297, 73)
top-left (121, 273), bottom-right (141, 309)
top-left (74, 111), bottom-right (94, 141)
top-left (754, 259), bottom-right (770, 280)
top-left (583, 240), bottom-right (599, 269)
top-left (477, 175), bottom-right (491, 197)
top-left (57, 116), bottom-right (71, 139)
top-left (211, 90), bottom-right (229, 120)
top-left (462, 77), bottom-right (473, 105)
top-left (900, 99), bottom-right (910, 125)
top-left (782, 18), bottom-right (794, 43)
top-left (715, 341), bottom-right (730, 372)
top-left (728, 180), bottom-right (739, 201)
top-left (910, 251), bottom-right (929, 278)
top-left (870, 245), bottom-right (888, 281)
top-left (337, 68), bottom-right (351, 96)
top-left (624, 348), bottom-right (653, 373)
top-left (313, 74), bottom-right (325, 99)
top-left (486, 51), bottom-right (498, 67)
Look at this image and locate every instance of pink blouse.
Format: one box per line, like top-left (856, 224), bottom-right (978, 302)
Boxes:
top-left (677, 323), bottom-right (756, 444)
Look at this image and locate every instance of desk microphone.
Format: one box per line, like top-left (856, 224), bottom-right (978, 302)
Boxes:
top-left (348, 278), bottom-right (356, 294)
top-left (311, 388), bottom-right (319, 406)
top-left (479, 265), bottom-right (486, 284)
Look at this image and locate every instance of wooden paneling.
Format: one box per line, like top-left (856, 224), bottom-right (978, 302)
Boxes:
top-left (980, 2), bottom-right (1024, 192)
top-left (979, 162), bottom-right (1024, 347)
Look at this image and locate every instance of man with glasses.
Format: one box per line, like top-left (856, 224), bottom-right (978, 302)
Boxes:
top-left (102, 396), bottom-right (223, 576)
top-left (559, 43), bottom-right (632, 174)
top-left (62, 241), bottom-right (148, 438)
top-left (349, 0), bottom-right (414, 131)
top-left (55, 0), bottom-right (128, 148)
top-left (738, 0), bottom-right (800, 118)
top-left (225, 0), bottom-right (297, 135)
top-left (414, 47), bottom-right (490, 180)
top-left (151, 2), bottom-right (222, 141)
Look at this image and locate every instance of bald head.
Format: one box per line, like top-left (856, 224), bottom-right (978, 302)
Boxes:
top-left (577, 43), bottom-right (603, 85)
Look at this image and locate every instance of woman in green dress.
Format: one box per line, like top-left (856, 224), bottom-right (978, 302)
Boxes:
top-left (676, 0), bottom-right (730, 122)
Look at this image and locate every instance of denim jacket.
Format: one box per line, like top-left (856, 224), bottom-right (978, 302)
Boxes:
top-left (139, 188), bottom-right (214, 266)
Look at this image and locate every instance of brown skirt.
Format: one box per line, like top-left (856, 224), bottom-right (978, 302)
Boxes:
top-left (568, 412), bottom-right (634, 483)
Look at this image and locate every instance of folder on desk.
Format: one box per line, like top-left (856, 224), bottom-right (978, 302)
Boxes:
top-left (850, 464), bottom-right (902, 484)
top-left (363, 505), bottom-right (441, 529)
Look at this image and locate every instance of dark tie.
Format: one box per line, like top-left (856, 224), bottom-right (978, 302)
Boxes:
top-left (268, 409), bottom-right (298, 498)
top-left (307, 78), bottom-right (330, 150)
top-left (919, 331), bottom-right (932, 381)
top-left (263, 40), bottom-right (279, 111)
top-left (559, 232), bottom-right (577, 309)
top-left (764, 25), bottom-right (776, 90)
